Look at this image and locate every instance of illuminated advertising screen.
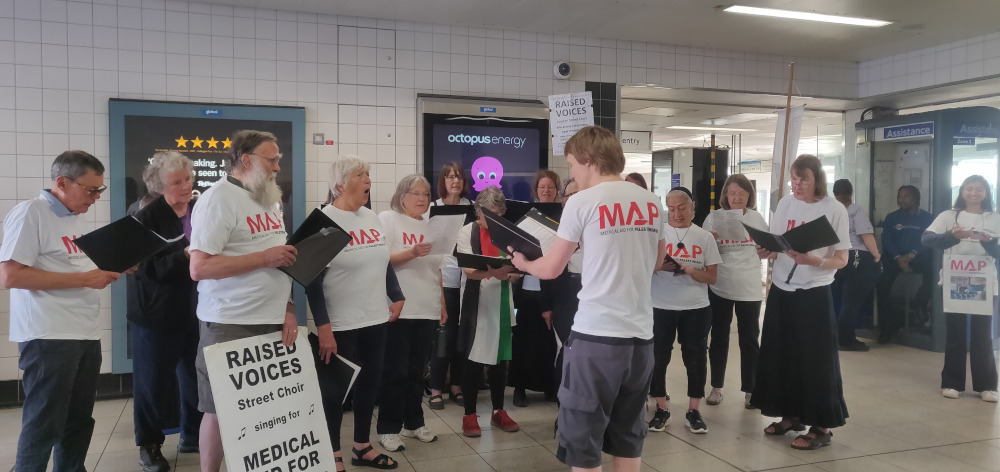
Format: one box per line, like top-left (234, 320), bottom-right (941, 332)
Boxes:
top-left (424, 114), bottom-right (548, 202)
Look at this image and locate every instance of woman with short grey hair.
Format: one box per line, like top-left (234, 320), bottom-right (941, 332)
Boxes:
top-left (374, 174), bottom-right (445, 452)
top-left (328, 155), bottom-right (371, 201)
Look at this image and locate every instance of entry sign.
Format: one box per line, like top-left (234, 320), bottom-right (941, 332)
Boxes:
top-left (204, 328), bottom-right (334, 472)
top-left (620, 131), bottom-right (651, 153)
top-left (876, 122), bottom-right (934, 141)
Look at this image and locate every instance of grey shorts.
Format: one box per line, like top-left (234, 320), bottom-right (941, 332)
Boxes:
top-left (556, 331), bottom-right (654, 468)
top-left (195, 321), bottom-right (281, 414)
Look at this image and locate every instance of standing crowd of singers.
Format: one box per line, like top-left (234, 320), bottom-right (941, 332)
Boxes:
top-left (5, 124), bottom-right (999, 472)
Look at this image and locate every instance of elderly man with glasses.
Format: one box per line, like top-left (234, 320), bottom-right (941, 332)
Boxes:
top-left (1, 150), bottom-right (123, 472)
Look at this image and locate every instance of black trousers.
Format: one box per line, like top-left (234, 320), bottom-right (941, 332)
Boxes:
top-left (650, 307), bottom-right (712, 399)
top-left (833, 251), bottom-right (882, 344)
top-left (509, 289), bottom-right (556, 393)
top-left (312, 322), bottom-right (386, 451)
top-left (429, 287), bottom-right (463, 391)
top-left (876, 254), bottom-right (933, 337)
top-left (546, 272), bottom-right (581, 396)
top-left (707, 290), bottom-right (761, 392)
top-left (942, 313), bottom-right (998, 392)
top-left (377, 319), bottom-right (437, 433)
top-left (462, 360), bottom-right (508, 416)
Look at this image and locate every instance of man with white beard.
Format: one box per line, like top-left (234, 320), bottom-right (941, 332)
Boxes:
top-left (189, 130), bottom-right (298, 472)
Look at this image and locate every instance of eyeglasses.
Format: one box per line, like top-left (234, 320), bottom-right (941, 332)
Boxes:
top-left (406, 191), bottom-right (432, 199)
top-left (248, 153), bottom-right (283, 165)
top-left (537, 186), bottom-right (557, 191)
top-left (444, 175), bottom-right (463, 181)
top-left (70, 179), bottom-right (107, 196)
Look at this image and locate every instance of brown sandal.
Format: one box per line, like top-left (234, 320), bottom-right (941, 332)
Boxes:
top-left (791, 426), bottom-right (832, 450)
top-left (764, 419), bottom-right (806, 435)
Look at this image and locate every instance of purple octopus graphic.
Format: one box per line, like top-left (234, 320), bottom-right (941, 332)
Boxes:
top-left (471, 156), bottom-right (503, 191)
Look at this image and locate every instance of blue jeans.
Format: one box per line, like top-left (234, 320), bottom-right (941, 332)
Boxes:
top-left (130, 318), bottom-right (202, 447)
top-left (16, 339), bottom-right (102, 472)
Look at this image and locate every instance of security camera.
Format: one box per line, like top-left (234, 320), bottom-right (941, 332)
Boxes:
top-left (553, 61), bottom-right (572, 80)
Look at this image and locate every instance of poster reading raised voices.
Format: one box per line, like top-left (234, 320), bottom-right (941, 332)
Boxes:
top-left (204, 328), bottom-right (334, 472)
top-left (549, 91), bottom-right (594, 156)
top-left (942, 254), bottom-right (996, 316)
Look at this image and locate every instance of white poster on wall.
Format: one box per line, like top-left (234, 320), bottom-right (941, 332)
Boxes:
top-left (942, 254), bottom-right (997, 316)
top-left (204, 328), bottom-right (335, 472)
top-left (549, 92), bottom-right (594, 156)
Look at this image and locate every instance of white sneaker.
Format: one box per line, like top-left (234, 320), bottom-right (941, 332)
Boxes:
top-left (706, 390), bottom-right (723, 406)
top-left (378, 433), bottom-right (405, 452)
top-left (744, 392), bottom-right (753, 409)
top-left (981, 391), bottom-right (998, 402)
top-left (942, 388), bottom-right (960, 399)
top-left (401, 426), bottom-right (438, 443)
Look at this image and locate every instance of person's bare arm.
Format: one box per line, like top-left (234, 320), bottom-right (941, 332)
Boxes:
top-left (1, 260), bottom-right (121, 290)
top-left (189, 246), bottom-right (297, 281)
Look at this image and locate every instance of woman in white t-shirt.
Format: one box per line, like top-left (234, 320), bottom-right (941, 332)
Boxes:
top-left (921, 175), bottom-right (1000, 402)
top-left (455, 187), bottom-right (521, 438)
top-left (510, 169), bottom-right (561, 407)
top-left (648, 187), bottom-right (722, 435)
top-left (428, 162), bottom-right (473, 410)
top-left (304, 156), bottom-right (399, 470)
top-left (374, 175), bottom-right (445, 452)
top-left (752, 155), bottom-right (851, 451)
top-left (701, 174), bottom-right (767, 409)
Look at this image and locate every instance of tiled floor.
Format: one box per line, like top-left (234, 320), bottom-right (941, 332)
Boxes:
top-left (2, 333), bottom-right (1000, 472)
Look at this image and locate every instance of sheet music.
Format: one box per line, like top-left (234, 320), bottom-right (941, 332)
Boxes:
top-left (427, 214), bottom-right (467, 255)
top-left (516, 216), bottom-right (558, 255)
top-left (711, 209), bottom-right (747, 241)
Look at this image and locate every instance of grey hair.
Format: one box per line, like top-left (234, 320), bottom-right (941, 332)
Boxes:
top-left (142, 152), bottom-right (195, 194)
top-left (328, 155), bottom-right (371, 200)
top-left (51, 150), bottom-right (103, 180)
top-left (228, 130), bottom-right (277, 169)
top-left (667, 188), bottom-right (694, 205)
top-left (474, 186), bottom-right (506, 215)
top-left (390, 174), bottom-right (431, 213)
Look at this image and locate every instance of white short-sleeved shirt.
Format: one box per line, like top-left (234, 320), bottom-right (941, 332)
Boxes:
top-left (926, 210), bottom-right (1000, 257)
top-left (652, 223), bottom-right (723, 310)
top-left (429, 198), bottom-right (472, 289)
top-left (702, 209), bottom-right (767, 301)
top-left (771, 195), bottom-right (852, 291)
top-left (557, 180), bottom-right (665, 339)
top-left (190, 178), bottom-right (292, 325)
top-left (2, 191), bottom-right (100, 342)
top-left (379, 210), bottom-right (442, 320)
top-left (846, 203), bottom-right (875, 251)
top-left (322, 205), bottom-right (391, 331)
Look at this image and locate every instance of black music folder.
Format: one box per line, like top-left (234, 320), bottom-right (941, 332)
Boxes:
top-left (428, 203), bottom-right (475, 224)
top-left (455, 253), bottom-right (514, 271)
top-left (481, 208), bottom-right (543, 260)
top-left (661, 252), bottom-right (686, 275)
top-left (504, 200), bottom-right (563, 223)
top-left (281, 208), bottom-right (352, 286)
top-left (74, 216), bottom-right (183, 273)
top-left (742, 215), bottom-right (840, 253)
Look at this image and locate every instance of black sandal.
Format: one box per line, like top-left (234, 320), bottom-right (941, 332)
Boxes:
top-left (791, 426), bottom-right (832, 450)
top-left (764, 419), bottom-right (806, 435)
top-left (428, 394), bottom-right (444, 410)
top-left (351, 444), bottom-right (398, 470)
top-left (335, 455), bottom-right (345, 472)
top-left (450, 392), bottom-right (464, 406)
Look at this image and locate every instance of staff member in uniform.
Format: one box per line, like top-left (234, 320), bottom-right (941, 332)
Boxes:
top-left (831, 179), bottom-right (882, 352)
top-left (752, 154), bottom-right (851, 451)
top-left (921, 174), bottom-right (999, 402)
top-left (648, 187), bottom-right (721, 435)
top-left (2, 151), bottom-right (122, 472)
top-left (702, 174), bottom-right (767, 409)
top-left (877, 185), bottom-right (934, 343)
top-left (511, 126), bottom-right (667, 471)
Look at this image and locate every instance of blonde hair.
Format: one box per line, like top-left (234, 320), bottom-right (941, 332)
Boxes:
top-left (390, 174), bottom-right (430, 213)
top-left (563, 126), bottom-right (625, 176)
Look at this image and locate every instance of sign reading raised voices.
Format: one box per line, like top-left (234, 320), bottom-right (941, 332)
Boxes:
top-left (204, 328), bottom-right (334, 472)
top-left (549, 91), bottom-right (594, 156)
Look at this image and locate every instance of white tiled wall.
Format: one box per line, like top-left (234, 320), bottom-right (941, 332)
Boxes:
top-left (0, 0), bottom-right (867, 381)
top-left (859, 31), bottom-right (1000, 97)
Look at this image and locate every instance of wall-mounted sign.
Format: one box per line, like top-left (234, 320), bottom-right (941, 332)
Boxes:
top-left (480, 106), bottom-right (497, 113)
top-left (620, 131), bottom-right (651, 153)
top-left (876, 122), bottom-right (934, 141)
top-left (739, 160), bottom-right (772, 173)
top-left (202, 109), bottom-right (222, 116)
top-left (548, 91), bottom-right (594, 156)
top-left (954, 122), bottom-right (997, 138)
top-left (954, 137), bottom-right (976, 146)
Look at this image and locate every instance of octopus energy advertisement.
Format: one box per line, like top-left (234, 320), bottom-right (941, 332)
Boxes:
top-left (429, 122), bottom-right (543, 201)
top-left (204, 328), bottom-right (334, 472)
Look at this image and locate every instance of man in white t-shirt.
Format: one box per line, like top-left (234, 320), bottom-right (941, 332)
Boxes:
top-left (189, 130), bottom-right (298, 472)
top-left (1, 150), bottom-right (123, 472)
top-left (512, 126), bottom-right (666, 472)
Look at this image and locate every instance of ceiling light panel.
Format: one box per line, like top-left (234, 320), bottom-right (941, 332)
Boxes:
top-left (723, 5), bottom-right (892, 27)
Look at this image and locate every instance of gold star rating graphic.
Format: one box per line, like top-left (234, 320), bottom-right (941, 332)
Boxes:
top-left (191, 136), bottom-right (204, 148)
top-left (207, 137), bottom-right (219, 148)
top-left (175, 136), bottom-right (189, 147)
top-left (221, 137), bottom-right (232, 148)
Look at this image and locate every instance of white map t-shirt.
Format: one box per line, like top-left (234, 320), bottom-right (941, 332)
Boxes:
top-left (770, 195), bottom-right (852, 291)
top-left (379, 210), bottom-right (442, 320)
top-left (2, 191), bottom-right (100, 341)
top-left (557, 180), bottom-right (665, 339)
top-left (322, 205), bottom-right (391, 331)
top-left (652, 223), bottom-right (722, 310)
top-left (702, 209), bottom-right (767, 301)
top-left (926, 210), bottom-right (1000, 257)
top-left (190, 178), bottom-right (292, 324)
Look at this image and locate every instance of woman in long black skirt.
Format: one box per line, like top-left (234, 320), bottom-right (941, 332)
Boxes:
top-left (751, 155), bottom-right (852, 450)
